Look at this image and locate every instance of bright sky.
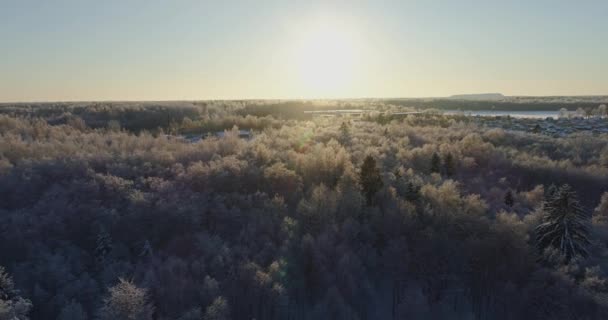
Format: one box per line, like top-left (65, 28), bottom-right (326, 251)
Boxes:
top-left (1, 0), bottom-right (607, 102)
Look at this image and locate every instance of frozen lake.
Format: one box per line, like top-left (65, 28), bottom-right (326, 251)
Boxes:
top-left (445, 110), bottom-right (560, 119)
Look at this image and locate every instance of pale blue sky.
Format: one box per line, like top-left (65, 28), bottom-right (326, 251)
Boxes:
top-left (1, 0), bottom-right (607, 101)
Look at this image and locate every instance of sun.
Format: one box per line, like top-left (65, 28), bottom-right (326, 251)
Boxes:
top-left (291, 19), bottom-right (361, 97)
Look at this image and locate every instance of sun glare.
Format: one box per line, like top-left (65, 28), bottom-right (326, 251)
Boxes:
top-left (291, 19), bottom-right (361, 97)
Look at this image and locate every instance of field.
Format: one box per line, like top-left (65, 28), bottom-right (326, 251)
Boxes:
top-left (1, 100), bottom-right (608, 319)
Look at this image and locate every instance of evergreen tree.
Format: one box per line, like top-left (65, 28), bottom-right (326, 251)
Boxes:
top-left (57, 300), bottom-right (87, 320)
top-left (443, 152), bottom-right (455, 177)
top-left (430, 153), bottom-right (441, 174)
top-left (545, 184), bottom-right (558, 199)
top-left (359, 155), bottom-right (383, 206)
top-left (139, 240), bottom-right (154, 258)
top-left (535, 184), bottom-right (591, 263)
top-left (339, 122), bottom-right (350, 145)
top-left (504, 190), bottom-right (514, 207)
top-left (405, 182), bottom-right (421, 202)
top-left (95, 227), bottom-right (113, 265)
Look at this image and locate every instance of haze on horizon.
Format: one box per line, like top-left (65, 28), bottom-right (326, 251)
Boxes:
top-left (1, 0), bottom-right (607, 102)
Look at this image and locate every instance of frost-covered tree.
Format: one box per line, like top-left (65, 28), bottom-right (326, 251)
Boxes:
top-left (359, 155), bottom-right (383, 206)
top-left (203, 297), bottom-right (230, 320)
top-left (576, 107), bottom-right (585, 118)
top-left (536, 184), bottom-right (591, 263)
top-left (0, 267), bottom-right (15, 303)
top-left (97, 279), bottom-right (153, 320)
top-left (597, 104), bottom-right (607, 118)
top-left (593, 192), bottom-right (608, 225)
top-left (298, 184), bottom-right (338, 234)
top-left (0, 266), bottom-right (31, 320)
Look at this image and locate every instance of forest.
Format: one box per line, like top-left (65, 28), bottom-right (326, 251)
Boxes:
top-left (1, 100), bottom-right (608, 319)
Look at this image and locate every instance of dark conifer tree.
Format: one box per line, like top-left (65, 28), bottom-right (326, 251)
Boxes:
top-left (430, 152), bottom-right (441, 174)
top-left (405, 182), bottom-right (420, 202)
top-left (339, 121), bottom-right (351, 145)
top-left (139, 240), bottom-right (154, 258)
top-left (95, 227), bottom-right (113, 265)
top-left (443, 152), bottom-right (455, 177)
top-left (504, 190), bottom-right (514, 207)
top-left (535, 184), bottom-right (591, 263)
top-left (359, 155), bottom-right (383, 206)
top-left (545, 184), bottom-right (558, 199)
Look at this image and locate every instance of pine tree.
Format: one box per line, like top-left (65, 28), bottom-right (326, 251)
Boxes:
top-left (443, 152), bottom-right (455, 177)
top-left (57, 300), bottom-right (87, 320)
top-left (359, 155), bottom-right (383, 206)
top-left (535, 184), bottom-right (591, 263)
top-left (545, 184), bottom-right (558, 199)
top-left (339, 122), bottom-right (350, 145)
top-left (95, 227), bottom-right (113, 265)
top-left (504, 190), bottom-right (514, 207)
top-left (430, 153), bottom-right (441, 174)
top-left (139, 240), bottom-right (153, 258)
top-left (404, 182), bottom-right (420, 202)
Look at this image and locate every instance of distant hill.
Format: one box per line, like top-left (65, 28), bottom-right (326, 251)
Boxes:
top-left (449, 93), bottom-right (505, 101)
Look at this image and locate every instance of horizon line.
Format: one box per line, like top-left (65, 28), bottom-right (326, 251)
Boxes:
top-left (2, 94), bottom-right (608, 105)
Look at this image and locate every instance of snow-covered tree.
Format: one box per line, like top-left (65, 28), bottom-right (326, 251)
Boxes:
top-left (598, 104), bottom-right (607, 118)
top-left (0, 266), bottom-right (32, 320)
top-left (592, 192), bottom-right (608, 225)
top-left (203, 297), bottom-right (230, 320)
top-left (97, 279), bottom-right (153, 320)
